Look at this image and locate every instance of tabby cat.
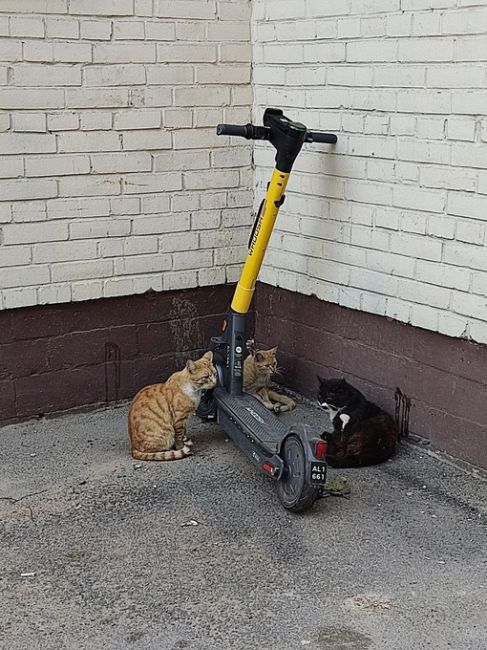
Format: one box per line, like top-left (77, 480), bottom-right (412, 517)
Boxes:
top-left (317, 376), bottom-right (397, 468)
top-left (128, 351), bottom-right (217, 461)
top-left (244, 342), bottom-right (296, 413)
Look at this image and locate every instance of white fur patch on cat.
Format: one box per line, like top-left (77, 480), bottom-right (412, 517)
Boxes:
top-left (322, 402), bottom-right (340, 420)
top-left (339, 413), bottom-right (350, 430)
top-left (182, 382), bottom-right (201, 406)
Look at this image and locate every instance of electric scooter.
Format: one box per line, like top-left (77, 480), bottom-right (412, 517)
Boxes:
top-left (197, 108), bottom-right (337, 512)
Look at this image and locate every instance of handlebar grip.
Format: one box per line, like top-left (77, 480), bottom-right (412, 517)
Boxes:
top-left (216, 123), bottom-right (250, 138)
top-left (306, 131), bottom-right (337, 144)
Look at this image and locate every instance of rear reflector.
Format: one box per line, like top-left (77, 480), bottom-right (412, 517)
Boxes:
top-left (262, 463), bottom-right (274, 474)
top-left (315, 440), bottom-right (328, 459)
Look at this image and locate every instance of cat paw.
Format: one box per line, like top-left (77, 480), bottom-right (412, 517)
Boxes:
top-left (183, 438), bottom-right (194, 448)
top-left (275, 401), bottom-right (296, 413)
top-left (272, 403), bottom-right (282, 414)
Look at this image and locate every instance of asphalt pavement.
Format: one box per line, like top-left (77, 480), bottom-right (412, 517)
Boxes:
top-left (1, 398), bottom-right (486, 650)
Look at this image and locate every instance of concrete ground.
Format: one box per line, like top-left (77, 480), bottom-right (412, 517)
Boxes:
top-left (1, 398), bottom-right (486, 650)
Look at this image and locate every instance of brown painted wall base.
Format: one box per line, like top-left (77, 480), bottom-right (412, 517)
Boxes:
top-left (1, 281), bottom-right (486, 470)
top-left (0, 285), bottom-right (242, 423)
top-left (254, 284), bottom-right (487, 470)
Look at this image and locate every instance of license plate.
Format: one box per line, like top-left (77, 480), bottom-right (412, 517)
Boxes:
top-left (310, 462), bottom-right (327, 485)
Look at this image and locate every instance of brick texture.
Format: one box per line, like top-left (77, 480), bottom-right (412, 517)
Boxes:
top-left (0, 284), bottom-right (247, 422)
top-left (0, 2), bottom-right (252, 310)
top-left (253, 0), bottom-right (487, 345)
top-left (255, 284), bottom-right (487, 470)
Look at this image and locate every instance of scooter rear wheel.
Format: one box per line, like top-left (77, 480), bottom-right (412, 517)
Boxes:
top-left (276, 434), bottom-right (319, 513)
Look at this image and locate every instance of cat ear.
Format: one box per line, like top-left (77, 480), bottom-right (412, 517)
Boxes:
top-left (317, 375), bottom-right (325, 385)
top-left (202, 351), bottom-right (213, 362)
top-left (269, 346), bottom-right (278, 354)
top-left (186, 359), bottom-right (197, 373)
top-left (246, 339), bottom-right (256, 355)
top-left (255, 352), bottom-right (264, 362)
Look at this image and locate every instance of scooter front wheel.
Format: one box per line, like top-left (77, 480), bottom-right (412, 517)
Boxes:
top-left (276, 434), bottom-right (319, 513)
top-left (196, 389), bottom-right (217, 422)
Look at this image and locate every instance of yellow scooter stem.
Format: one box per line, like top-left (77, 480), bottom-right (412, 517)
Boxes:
top-left (231, 167), bottom-right (289, 314)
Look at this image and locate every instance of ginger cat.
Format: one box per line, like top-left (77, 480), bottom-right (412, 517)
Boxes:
top-left (128, 351), bottom-right (217, 461)
top-left (243, 342), bottom-right (295, 413)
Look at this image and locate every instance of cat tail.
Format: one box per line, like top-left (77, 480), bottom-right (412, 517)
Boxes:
top-left (131, 445), bottom-right (192, 461)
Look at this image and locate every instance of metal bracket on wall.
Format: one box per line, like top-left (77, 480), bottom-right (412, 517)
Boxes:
top-left (105, 342), bottom-right (121, 403)
top-left (394, 387), bottom-right (411, 439)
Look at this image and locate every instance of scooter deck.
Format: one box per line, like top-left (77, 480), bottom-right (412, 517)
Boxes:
top-left (214, 388), bottom-right (287, 453)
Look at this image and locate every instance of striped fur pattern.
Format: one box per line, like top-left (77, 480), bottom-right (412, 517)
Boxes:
top-left (128, 351), bottom-right (217, 461)
top-left (243, 342), bottom-right (296, 413)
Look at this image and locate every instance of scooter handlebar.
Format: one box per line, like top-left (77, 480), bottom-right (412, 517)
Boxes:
top-left (217, 123), bottom-right (337, 145)
top-left (305, 131), bottom-right (338, 144)
top-left (216, 123), bottom-right (250, 138)
top-left (216, 123), bottom-right (270, 140)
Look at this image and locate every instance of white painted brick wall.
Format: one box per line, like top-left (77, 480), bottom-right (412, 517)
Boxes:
top-left (253, 0), bottom-right (487, 345)
top-left (2, 1), bottom-right (487, 348)
top-left (0, 1), bottom-right (252, 309)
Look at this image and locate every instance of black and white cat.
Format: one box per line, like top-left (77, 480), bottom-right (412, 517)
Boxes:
top-left (317, 376), bottom-right (397, 468)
